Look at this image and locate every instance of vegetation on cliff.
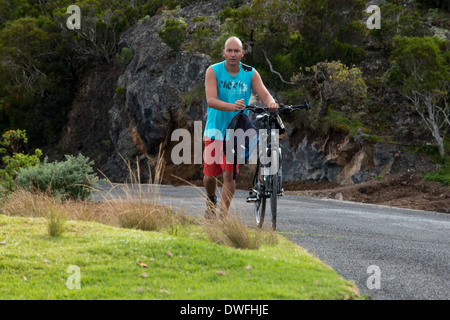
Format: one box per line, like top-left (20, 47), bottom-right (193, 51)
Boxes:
top-left (0, 0), bottom-right (448, 184)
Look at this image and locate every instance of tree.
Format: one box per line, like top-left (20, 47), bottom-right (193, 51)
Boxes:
top-left (386, 36), bottom-right (449, 160)
top-left (0, 17), bottom-right (53, 100)
top-left (54, 1), bottom-right (129, 65)
top-left (219, 0), bottom-right (367, 87)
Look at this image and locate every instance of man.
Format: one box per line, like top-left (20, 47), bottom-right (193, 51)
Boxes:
top-left (203, 36), bottom-right (278, 218)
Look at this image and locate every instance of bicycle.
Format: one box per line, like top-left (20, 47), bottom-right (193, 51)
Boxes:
top-left (245, 101), bottom-right (309, 231)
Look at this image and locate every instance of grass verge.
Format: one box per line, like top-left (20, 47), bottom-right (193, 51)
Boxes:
top-left (0, 213), bottom-right (360, 300)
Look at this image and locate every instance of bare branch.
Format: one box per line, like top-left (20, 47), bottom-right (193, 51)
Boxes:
top-left (262, 50), bottom-right (294, 85)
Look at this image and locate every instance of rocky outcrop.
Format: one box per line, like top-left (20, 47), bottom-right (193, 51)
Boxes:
top-left (57, 0), bottom-right (436, 186)
top-left (101, 11), bottom-right (211, 182)
top-left (58, 64), bottom-right (123, 171)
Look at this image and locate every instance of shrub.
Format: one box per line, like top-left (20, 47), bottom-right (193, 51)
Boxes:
top-left (158, 17), bottom-right (187, 51)
top-left (116, 47), bottom-right (133, 66)
top-left (369, 3), bottom-right (425, 52)
top-left (15, 154), bottom-right (97, 201)
top-left (0, 129), bottom-right (42, 193)
top-left (293, 60), bottom-right (368, 107)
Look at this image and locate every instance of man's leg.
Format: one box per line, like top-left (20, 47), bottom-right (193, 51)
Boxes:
top-left (219, 170), bottom-right (236, 217)
top-left (203, 174), bottom-right (217, 198)
top-left (203, 174), bottom-right (218, 218)
top-left (203, 137), bottom-right (221, 218)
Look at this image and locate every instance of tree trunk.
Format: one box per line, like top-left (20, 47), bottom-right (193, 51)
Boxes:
top-left (425, 98), bottom-right (446, 160)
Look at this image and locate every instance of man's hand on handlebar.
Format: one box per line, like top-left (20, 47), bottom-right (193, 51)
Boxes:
top-left (267, 101), bottom-right (279, 112)
top-left (233, 99), bottom-right (246, 111)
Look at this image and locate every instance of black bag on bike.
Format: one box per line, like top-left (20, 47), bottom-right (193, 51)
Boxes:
top-left (223, 111), bottom-right (258, 180)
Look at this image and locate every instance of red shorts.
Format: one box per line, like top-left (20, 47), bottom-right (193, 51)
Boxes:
top-left (203, 137), bottom-right (239, 177)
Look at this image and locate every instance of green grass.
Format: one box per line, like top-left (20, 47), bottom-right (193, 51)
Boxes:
top-left (404, 141), bottom-right (450, 186)
top-left (425, 164), bottom-right (450, 186)
top-left (0, 214), bottom-right (360, 300)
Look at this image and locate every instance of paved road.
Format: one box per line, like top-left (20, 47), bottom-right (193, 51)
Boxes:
top-left (92, 183), bottom-right (450, 300)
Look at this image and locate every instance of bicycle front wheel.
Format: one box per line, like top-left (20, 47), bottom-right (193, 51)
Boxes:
top-left (254, 173), bottom-right (266, 229)
top-left (270, 172), bottom-right (278, 231)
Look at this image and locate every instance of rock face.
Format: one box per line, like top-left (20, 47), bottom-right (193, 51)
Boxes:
top-left (101, 13), bottom-right (211, 182)
top-left (281, 138), bottom-right (340, 183)
top-left (58, 64), bottom-right (123, 171)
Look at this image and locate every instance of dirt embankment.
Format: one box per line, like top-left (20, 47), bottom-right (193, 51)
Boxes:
top-left (285, 174), bottom-right (450, 213)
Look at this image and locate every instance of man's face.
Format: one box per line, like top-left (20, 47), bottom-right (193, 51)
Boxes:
top-left (223, 40), bottom-right (244, 68)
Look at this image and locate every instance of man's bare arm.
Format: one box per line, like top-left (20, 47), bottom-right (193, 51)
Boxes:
top-left (251, 70), bottom-right (278, 111)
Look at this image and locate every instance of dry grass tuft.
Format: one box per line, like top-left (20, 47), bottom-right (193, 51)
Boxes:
top-left (206, 214), bottom-right (260, 250)
top-left (0, 189), bottom-right (116, 225)
top-left (203, 214), bottom-right (278, 250)
top-left (111, 200), bottom-right (174, 231)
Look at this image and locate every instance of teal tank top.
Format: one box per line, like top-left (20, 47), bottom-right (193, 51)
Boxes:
top-left (204, 61), bottom-right (254, 140)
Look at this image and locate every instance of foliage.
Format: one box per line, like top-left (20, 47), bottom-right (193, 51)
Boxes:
top-left (0, 13), bottom-right (74, 142)
top-left (0, 129), bottom-right (42, 193)
top-left (218, 0), bottom-right (367, 89)
top-left (415, 0), bottom-right (449, 11)
top-left (53, 1), bottom-right (130, 65)
top-left (0, 17), bottom-right (57, 102)
top-left (0, 0), bottom-right (177, 143)
top-left (158, 17), bottom-right (187, 51)
top-left (369, 3), bottom-right (425, 52)
top-left (425, 164), bottom-right (450, 185)
top-left (293, 61), bottom-right (367, 107)
top-left (190, 15), bottom-right (213, 53)
top-left (116, 46), bottom-right (133, 65)
top-left (387, 36), bottom-right (449, 91)
top-left (385, 36), bottom-right (449, 159)
top-left (15, 154), bottom-right (97, 201)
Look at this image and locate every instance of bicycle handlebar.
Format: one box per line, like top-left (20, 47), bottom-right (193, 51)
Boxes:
top-left (245, 100), bottom-right (309, 114)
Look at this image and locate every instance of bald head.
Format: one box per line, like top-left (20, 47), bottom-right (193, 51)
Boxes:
top-left (224, 36), bottom-right (243, 50)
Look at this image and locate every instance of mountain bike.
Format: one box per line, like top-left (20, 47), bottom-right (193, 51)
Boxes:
top-left (246, 101), bottom-right (309, 231)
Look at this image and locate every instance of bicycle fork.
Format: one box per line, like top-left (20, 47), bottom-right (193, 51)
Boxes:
top-left (246, 141), bottom-right (283, 203)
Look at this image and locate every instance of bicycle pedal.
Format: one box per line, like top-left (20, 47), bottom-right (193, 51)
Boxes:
top-left (246, 197), bottom-right (257, 203)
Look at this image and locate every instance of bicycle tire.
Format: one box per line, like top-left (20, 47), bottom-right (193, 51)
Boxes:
top-left (270, 161), bottom-right (278, 231)
top-left (254, 178), bottom-right (266, 228)
top-left (252, 160), bottom-right (266, 228)
top-left (269, 122), bottom-right (279, 231)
